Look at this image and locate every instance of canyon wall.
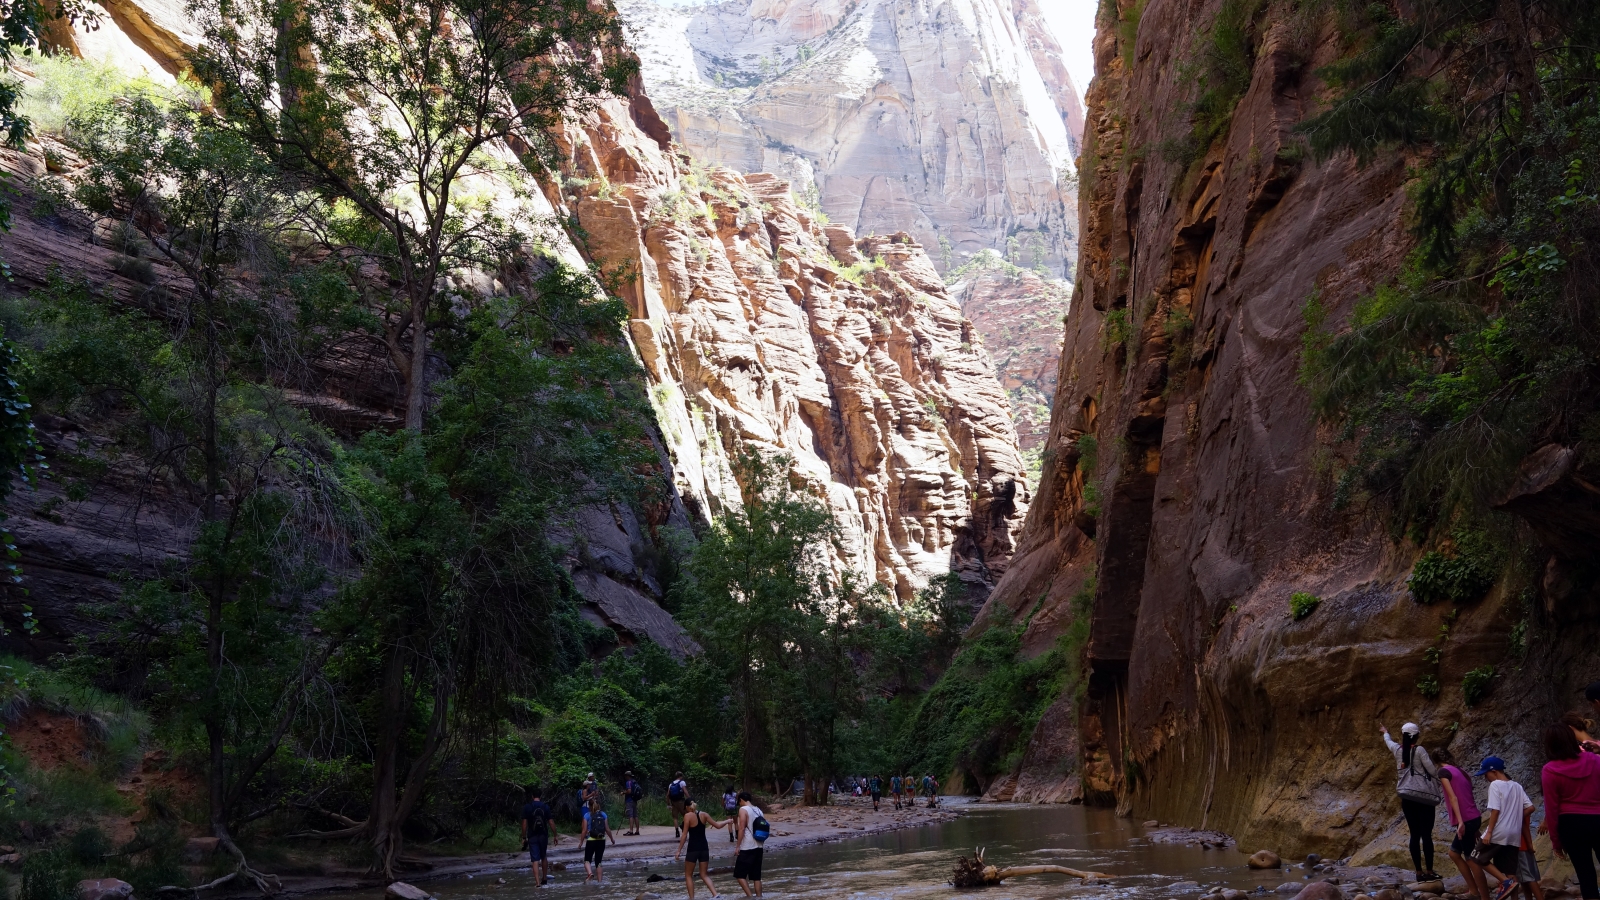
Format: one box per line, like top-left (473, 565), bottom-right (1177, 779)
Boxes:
top-left (616, 0), bottom-right (1085, 457)
top-left (980, 0), bottom-right (1600, 865)
top-left (0, 0), bottom-right (1030, 656)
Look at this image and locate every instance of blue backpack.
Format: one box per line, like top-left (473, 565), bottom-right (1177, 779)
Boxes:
top-left (750, 813), bottom-right (770, 843)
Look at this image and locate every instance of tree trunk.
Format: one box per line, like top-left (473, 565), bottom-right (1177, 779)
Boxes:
top-left (404, 293), bottom-right (428, 431)
top-left (366, 640), bottom-right (410, 879)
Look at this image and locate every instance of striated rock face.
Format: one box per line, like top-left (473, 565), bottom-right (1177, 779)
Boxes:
top-left (950, 263), bottom-right (1069, 455)
top-left (616, 0), bottom-right (1084, 281)
top-left (979, 0), bottom-right (1600, 864)
top-left (0, 0), bottom-right (1029, 653)
top-left (543, 92), bottom-right (1030, 600)
top-left (617, 0), bottom-right (1083, 471)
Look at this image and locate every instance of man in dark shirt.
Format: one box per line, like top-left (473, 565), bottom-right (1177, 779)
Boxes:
top-left (520, 787), bottom-right (558, 886)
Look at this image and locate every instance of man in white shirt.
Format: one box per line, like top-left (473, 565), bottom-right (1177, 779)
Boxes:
top-left (733, 791), bottom-right (766, 897)
top-left (1476, 755), bottom-right (1534, 900)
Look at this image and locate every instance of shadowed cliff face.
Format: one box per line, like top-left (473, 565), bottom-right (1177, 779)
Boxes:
top-left (0, 0), bottom-right (1030, 652)
top-left (979, 0), bottom-right (1600, 864)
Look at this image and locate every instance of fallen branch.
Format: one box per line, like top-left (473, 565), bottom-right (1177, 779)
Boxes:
top-left (951, 848), bottom-right (1107, 888)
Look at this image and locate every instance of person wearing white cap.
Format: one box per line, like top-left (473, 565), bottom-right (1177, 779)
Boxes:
top-left (1383, 721), bottom-right (1445, 881)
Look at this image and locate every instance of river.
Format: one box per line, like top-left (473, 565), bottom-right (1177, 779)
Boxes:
top-left (420, 803), bottom-right (1317, 900)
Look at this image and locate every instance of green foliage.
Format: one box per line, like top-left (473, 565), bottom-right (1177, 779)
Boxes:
top-left (1297, 3), bottom-right (1600, 536)
top-left (1103, 308), bottom-right (1131, 354)
top-left (20, 845), bottom-right (79, 900)
top-left (17, 55), bottom-right (155, 137)
top-left (895, 619), bottom-right (1070, 786)
top-left (1289, 591), bottom-right (1321, 620)
top-left (1407, 533), bottom-right (1500, 604)
top-left (1462, 666), bottom-right (1495, 707)
top-left (1162, 0), bottom-right (1268, 167)
top-left (1417, 673), bottom-right (1441, 699)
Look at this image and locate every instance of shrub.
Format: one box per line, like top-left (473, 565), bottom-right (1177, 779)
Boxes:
top-left (1417, 674), bottom-right (1441, 698)
top-left (1462, 666), bottom-right (1495, 707)
top-left (1408, 547), bottom-right (1497, 605)
top-left (20, 847), bottom-right (79, 900)
top-left (1289, 591), bottom-right (1320, 620)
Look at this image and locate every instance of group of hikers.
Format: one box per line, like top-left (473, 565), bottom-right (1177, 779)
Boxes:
top-left (516, 769), bottom-right (772, 897)
top-left (1384, 683), bottom-right (1600, 900)
top-left (843, 773), bottom-right (941, 811)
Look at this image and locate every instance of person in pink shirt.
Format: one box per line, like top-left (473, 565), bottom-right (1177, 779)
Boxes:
top-left (1437, 748), bottom-right (1491, 900)
top-left (1543, 722), bottom-right (1600, 899)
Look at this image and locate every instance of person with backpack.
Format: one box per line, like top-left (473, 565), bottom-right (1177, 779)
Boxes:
top-left (723, 786), bottom-right (740, 842)
top-left (869, 774), bottom-right (882, 811)
top-left (1383, 722), bottom-right (1443, 881)
top-left (622, 771), bottom-right (643, 836)
top-left (1542, 721), bottom-right (1600, 900)
top-left (734, 790), bottom-right (769, 897)
top-left (922, 774), bottom-right (940, 808)
top-left (580, 798), bottom-right (616, 884)
top-left (889, 773), bottom-right (902, 810)
top-left (669, 771), bottom-right (689, 838)
top-left (519, 787), bottom-right (559, 887)
top-left (675, 798), bottom-right (727, 899)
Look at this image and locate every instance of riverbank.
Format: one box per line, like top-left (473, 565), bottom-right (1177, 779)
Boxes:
top-left (225, 795), bottom-right (965, 898)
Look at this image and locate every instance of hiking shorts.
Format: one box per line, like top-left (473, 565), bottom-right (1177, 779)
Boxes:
top-left (1452, 817), bottom-right (1482, 855)
top-left (584, 839), bottom-right (606, 865)
top-left (625, 797), bottom-right (638, 818)
top-left (671, 799), bottom-right (687, 821)
top-left (734, 848), bottom-right (763, 881)
top-left (528, 835), bottom-right (548, 863)
top-left (871, 791), bottom-right (881, 802)
top-left (685, 845), bottom-right (710, 864)
top-left (1518, 849), bottom-right (1540, 884)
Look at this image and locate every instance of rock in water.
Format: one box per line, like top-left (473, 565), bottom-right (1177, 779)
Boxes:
top-left (1375, 889), bottom-right (1405, 900)
top-left (78, 880), bottom-right (134, 900)
top-left (1169, 882), bottom-right (1203, 893)
top-left (1250, 851), bottom-right (1283, 869)
top-left (1224, 889), bottom-right (1247, 900)
top-left (1293, 884), bottom-right (1344, 900)
top-left (645, 874), bottom-right (664, 883)
top-left (386, 883), bottom-right (432, 900)
top-left (1306, 855), bottom-right (1323, 867)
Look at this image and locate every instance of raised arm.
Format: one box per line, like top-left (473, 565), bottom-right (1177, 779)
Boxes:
top-left (1381, 725), bottom-right (1400, 754)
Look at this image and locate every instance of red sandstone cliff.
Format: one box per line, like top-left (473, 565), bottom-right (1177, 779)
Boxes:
top-left (980, 0), bottom-right (1600, 866)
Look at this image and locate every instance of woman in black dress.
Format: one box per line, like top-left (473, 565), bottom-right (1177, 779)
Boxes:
top-left (675, 798), bottom-right (727, 898)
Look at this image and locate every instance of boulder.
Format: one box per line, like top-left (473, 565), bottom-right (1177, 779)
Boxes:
top-left (0, 854), bottom-right (19, 867)
top-left (1251, 851), bottom-right (1284, 870)
top-left (1293, 882), bottom-right (1345, 900)
top-left (78, 880), bottom-right (134, 900)
top-left (385, 883), bottom-right (431, 900)
top-left (1224, 890), bottom-right (1247, 900)
top-left (1376, 889), bottom-right (1406, 900)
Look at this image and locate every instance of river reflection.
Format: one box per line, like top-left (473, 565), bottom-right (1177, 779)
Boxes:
top-left (414, 804), bottom-right (1316, 900)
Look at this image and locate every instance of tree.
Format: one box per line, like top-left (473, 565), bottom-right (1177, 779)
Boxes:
top-left (44, 92), bottom-right (363, 890)
top-left (193, 0), bottom-right (636, 431)
top-left (304, 262), bottom-right (659, 878)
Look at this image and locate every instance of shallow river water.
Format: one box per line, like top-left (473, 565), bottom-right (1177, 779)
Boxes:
top-left (422, 803), bottom-right (1315, 900)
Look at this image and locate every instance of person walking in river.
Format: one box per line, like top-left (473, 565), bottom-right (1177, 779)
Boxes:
top-left (580, 799), bottom-right (616, 885)
top-left (870, 774), bottom-right (883, 811)
top-left (675, 799), bottom-right (726, 899)
top-left (1437, 748), bottom-right (1491, 900)
top-left (734, 791), bottom-right (768, 897)
top-left (890, 773), bottom-right (903, 810)
top-left (519, 787), bottom-right (559, 887)
top-left (923, 773), bottom-right (940, 808)
top-left (1542, 722), bottom-right (1600, 900)
top-left (1383, 722), bottom-right (1443, 881)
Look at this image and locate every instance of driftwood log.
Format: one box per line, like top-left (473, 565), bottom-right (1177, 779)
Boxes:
top-left (951, 848), bottom-right (1108, 888)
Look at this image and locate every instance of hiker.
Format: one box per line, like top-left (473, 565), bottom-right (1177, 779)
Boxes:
top-left (1542, 721), bottom-right (1600, 900)
top-left (890, 773), bottom-right (902, 810)
top-left (1383, 722), bottom-right (1443, 881)
top-left (923, 774), bottom-right (940, 808)
top-left (669, 771), bottom-right (690, 838)
top-left (675, 798), bottom-right (727, 899)
top-left (734, 790), bottom-right (768, 897)
top-left (622, 770), bottom-right (643, 836)
top-left (580, 798), bottom-right (616, 884)
top-left (1437, 748), bottom-right (1492, 900)
top-left (869, 773), bottom-right (882, 811)
top-left (1474, 755), bottom-right (1535, 900)
top-left (723, 785), bottom-right (740, 842)
top-left (519, 787), bottom-right (559, 887)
